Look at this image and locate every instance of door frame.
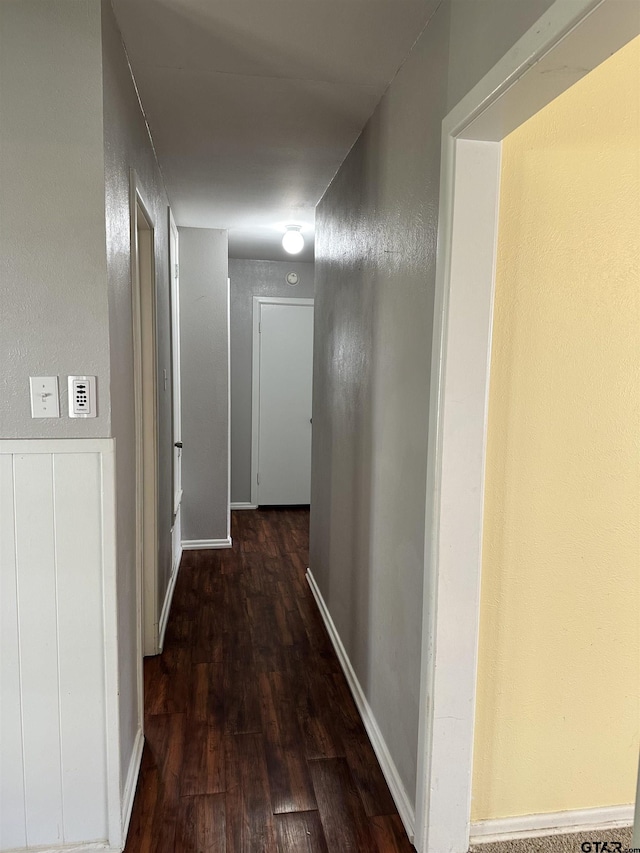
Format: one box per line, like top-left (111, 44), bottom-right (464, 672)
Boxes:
top-left (169, 209), bottom-right (182, 523)
top-left (414, 3), bottom-right (640, 851)
top-left (158, 208), bottom-right (183, 653)
top-left (251, 296), bottom-right (314, 508)
top-left (130, 172), bottom-right (160, 662)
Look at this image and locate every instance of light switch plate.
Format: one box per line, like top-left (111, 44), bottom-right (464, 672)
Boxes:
top-left (30, 377), bottom-right (60, 418)
top-left (68, 375), bottom-right (97, 418)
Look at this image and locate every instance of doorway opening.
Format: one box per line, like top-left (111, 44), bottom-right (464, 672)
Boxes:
top-left (415, 3), bottom-right (640, 851)
top-left (132, 188), bottom-right (160, 659)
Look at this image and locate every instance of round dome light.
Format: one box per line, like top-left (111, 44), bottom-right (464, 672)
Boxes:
top-left (282, 226), bottom-right (304, 255)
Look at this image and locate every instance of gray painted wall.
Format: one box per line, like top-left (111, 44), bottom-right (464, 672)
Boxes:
top-left (229, 259), bottom-right (314, 504)
top-left (0, 0), bottom-right (110, 438)
top-left (0, 0), bottom-right (177, 804)
top-left (310, 0), bottom-right (556, 811)
top-left (101, 0), bottom-right (173, 783)
top-left (179, 227), bottom-right (229, 543)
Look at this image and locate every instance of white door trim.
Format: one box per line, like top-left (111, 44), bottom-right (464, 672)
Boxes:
top-left (250, 296), bottom-right (314, 508)
top-left (414, 4), bottom-right (640, 852)
top-left (130, 170), bottom-right (160, 669)
top-left (169, 209), bottom-right (182, 520)
top-left (163, 209), bottom-right (183, 654)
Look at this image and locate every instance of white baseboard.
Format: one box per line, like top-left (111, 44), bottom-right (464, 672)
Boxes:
top-left (120, 728), bottom-right (144, 844)
top-left (181, 537), bottom-right (232, 550)
top-left (158, 547), bottom-right (182, 653)
top-left (306, 569), bottom-right (415, 843)
top-left (470, 804), bottom-right (634, 844)
top-left (230, 502), bottom-right (258, 510)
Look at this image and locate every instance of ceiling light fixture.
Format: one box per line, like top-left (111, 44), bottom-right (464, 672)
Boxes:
top-left (282, 225), bottom-right (304, 255)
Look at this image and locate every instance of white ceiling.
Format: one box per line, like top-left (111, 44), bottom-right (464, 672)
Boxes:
top-left (111, 0), bottom-right (439, 261)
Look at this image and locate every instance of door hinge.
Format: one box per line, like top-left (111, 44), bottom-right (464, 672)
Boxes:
top-left (258, 322), bottom-right (261, 334)
top-left (257, 473), bottom-right (260, 485)
top-left (175, 263), bottom-right (179, 279)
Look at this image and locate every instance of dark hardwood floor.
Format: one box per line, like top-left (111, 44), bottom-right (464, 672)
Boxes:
top-left (125, 508), bottom-right (415, 852)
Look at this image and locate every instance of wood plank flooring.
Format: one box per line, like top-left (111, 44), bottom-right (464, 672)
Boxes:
top-left (125, 508), bottom-right (415, 852)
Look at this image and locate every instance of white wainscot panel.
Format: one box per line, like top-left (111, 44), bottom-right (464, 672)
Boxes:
top-left (0, 440), bottom-right (122, 853)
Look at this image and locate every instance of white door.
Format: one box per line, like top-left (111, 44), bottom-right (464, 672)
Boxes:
top-left (256, 301), bottom-right (314, 505)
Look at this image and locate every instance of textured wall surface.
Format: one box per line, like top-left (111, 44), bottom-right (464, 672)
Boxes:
top-left (312, 15), bottom-right (442, 804)
top-left (101, 0), bottom-right (173, 786)
top-left (179, 227), bottom-right (229, 543)
top-left (446, 0), bottom-right (558, 111)
top-left (311, 0), bottom-right (558, 813)
top-left (0, 0), bottom-right (110, 437)
top-left (474, 35), bottom-right (640, 820)
top-left (229, 259), bottom-right (314, 504)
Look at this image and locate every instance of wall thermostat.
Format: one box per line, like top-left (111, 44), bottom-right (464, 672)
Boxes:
top-left (286, 271), bottom-right (299, 286)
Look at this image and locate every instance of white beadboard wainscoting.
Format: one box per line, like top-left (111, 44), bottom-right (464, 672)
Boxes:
top-left (0, 439), bottom-right (126, 853)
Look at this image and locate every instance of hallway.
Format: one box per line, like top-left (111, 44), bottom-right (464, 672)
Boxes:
top-left (125, 508), bottom-right (414, 852)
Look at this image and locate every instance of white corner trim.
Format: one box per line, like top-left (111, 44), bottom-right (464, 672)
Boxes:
top-left (306, 569), bottom-right (415, 842)
top-left (230, 502), bottom-right (258, 510)
top-left (470, 805), bottom-right (634, 844)
top-left (100, 448), bottom-right (123, 848)
top-left (227, 276), bottom-right (232, 546)
top-left (251, 299), bottom-right (261, 509)
top-left (4, 844), bottom-right (122, 852)
top-left (121, 728), bottom-right (144, 844)
top-left (158, 547), bottom-right (182, 652)
top-left (181, 537), bottom-right (232, 550)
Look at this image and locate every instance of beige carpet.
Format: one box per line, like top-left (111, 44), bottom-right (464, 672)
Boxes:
top-left (470, 825), bottom-right (633, 852)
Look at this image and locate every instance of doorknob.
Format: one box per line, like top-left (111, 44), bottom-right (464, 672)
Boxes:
top-left (175, 442), bottom-right (183, 448)
top-left (309, 418), bottom-right (312, 424)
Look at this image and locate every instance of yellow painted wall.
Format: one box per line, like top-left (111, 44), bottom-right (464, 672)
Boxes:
top-left (473, 36), bottom-right (640, 820)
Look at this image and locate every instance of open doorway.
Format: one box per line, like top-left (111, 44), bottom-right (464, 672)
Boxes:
top-left (131, 187), bottom-right (160, 658)
top-left (415, 3), bottom-right (640, 851)
top-left (472, 32), bottom-right (640, 839)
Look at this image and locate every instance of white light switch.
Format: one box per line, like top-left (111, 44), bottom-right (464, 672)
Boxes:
top-left (68, 375), bottom-right (97, 418)
top-left (30, 376), bottom-right (60, 418)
